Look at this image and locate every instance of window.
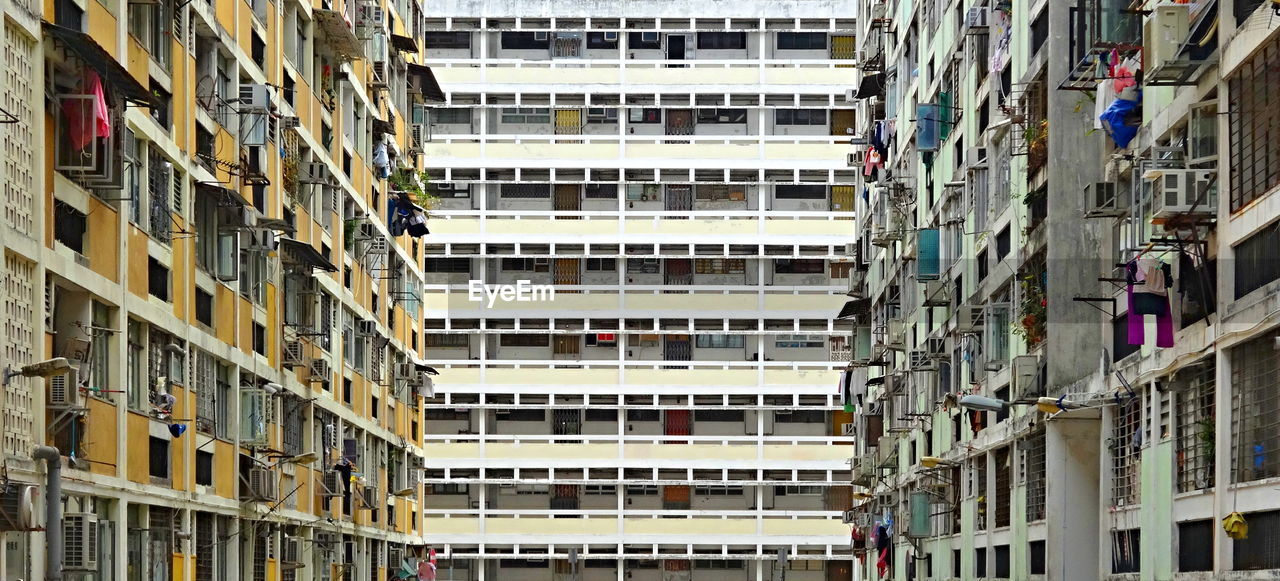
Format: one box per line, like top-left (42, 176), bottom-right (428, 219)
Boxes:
top-left (994, 545), bottom-right (1010, 579)
top-left (1228, 33), bottom-right (1280, 212)
top-left (584, 409), bottom-right (615, 421)
top-left (1233, 221), bottom-right (1280, 299)
top-left (499, 334), bottom-right (550, 347)
top-left (695, 335), bottom-right (745, 348)
top-left (584, 484), bottom-right (615, 495)
top-left (626, 409), bottom-right (660, 422)
top-left (149, 436), bottom-right (170, 479)
top-left (195, 289), bottom-right (213, 327)
top-left (695, 185), bottom-right (745, 201)
top-left (128, 0), bottom-right (172, 69)
top-left (500, 32), bottom-right (549, 50)
top-left (694, 560), bottom-right (744, 569)
top-left (53, 201), bottom-right (86, 253)
top-left (500, 107), bottom-right (551, 124)
top-left (696, 32), bottom-right (746, 50)
top-left (585, 333), bottom-right (616, 347)
top-left (1111, 398), bottom-right (1142, 506)
top-left (148, 258), bottom-right (170, 301)
top-left (775, 259), bottom-right (825, 273)
top-left (1175, 365), bottom-right (1215, 492)
top-left (425, 258), bottom-right (471, 273)
top-left (502, 258), bottom-right (549, 271)
top-left (776, 410), bottom-right (826, 423)
top-left (625, 484), bottom-right (658, 495)
top-left (1232, 335), bottom-right (1280, 482)
top-left (775, 334), bottom-right (824, 348)
top-left (693, 485), bottom-right (744, 496)
top-left (425, 334), bottom-right (469, 348)
top-left (586, 32), bottom-right (618, 48)
top-left (694, 259), bottom-right (745, 274)
top-left (495, 409), bottom-right (545, 422)
top-left (629, 108), bottom-right (662, 123)
top-left (1029, 540), bottom-right (1047, 575)
top-left (586, 258), bottom-right (616, 271)
top-left (1024, 432), bottom-right (1047, 522)
top-left (252, 323), bottom-right (265, 355)
top-left (584, 184), bottom-right (618, 198)
top-left (498, 559), bottom-right (547, 568)
top-left (775, 109), bottom-right (827, 126)
top-left (628, 32), bottom-right (662, 49)
top-left (774, 185), bottom-right (827, 199)
top-left (424, 32), bottom-right (470, 49)
top-left (1111, 529), bottom-right (1141, 574)
top-left (777, 32), bottom-right (827, 50)
top-left (694, 410), bottom-right (744, 422)
top-left (499, 184), bottom-right (551, 198)
top-left (430, 108), bottom-right (471, 124)
top-left (695, 108), bottom-right (748, 124)
top-left (627, 259), bottom-right (660, 274)
top-left (1177, 520), bottom-right (1213, 572)
top-left (195, 450), bottom-right (214, 485)
top-left (776, 485), bottom-right (823, 495)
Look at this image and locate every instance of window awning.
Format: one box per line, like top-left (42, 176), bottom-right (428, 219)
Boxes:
top-left (407, 63), bottom-right (446, 102)
top-left (42, 22), bottom-right (154, 107)
top-left (312, 9), bottom-right (365, 63)
top-left (415, 363), bottom-right (439, 375)
top-left (277, 237), bottom-right (338, 272)
top-left (390, 34), bottom-right (418, 53)
top-left (196, 182), bottom-right (251, 208)
top-left (865, 375), bottom-right (885, 387)
top-left (853, 73), bottom-right (886, 99)
top-left (836, 298), bottom-right (871, 320)
top-left (372, 118), bottom-right (396, 136)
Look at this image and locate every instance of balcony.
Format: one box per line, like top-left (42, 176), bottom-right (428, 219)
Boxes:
top-left (1061, 0), bottom-right (1144, 90)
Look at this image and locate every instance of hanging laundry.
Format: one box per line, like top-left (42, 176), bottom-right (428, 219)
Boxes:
top-left (863, 148), bottom-right (883, 180)
top-left (61, 69), bottom-right (112, 151)
top-left (1126, 259), bottom-right (1174, 348)
top-left (372, 140), bottom-right (391, 179)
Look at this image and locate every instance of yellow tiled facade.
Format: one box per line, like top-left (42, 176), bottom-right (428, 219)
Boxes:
top-left (0, 0), bottom-right (440, 576)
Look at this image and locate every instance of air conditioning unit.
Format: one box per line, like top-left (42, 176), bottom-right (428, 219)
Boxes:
top-left (1085, 182), bottom-right (1127, 218)
top-left (47, 367), bottom-right (80, 408)
top-left (923, 279), bottom-right (949, 307)
top-left (1147, 168), bottom-right (1216, 220)
top-left (248, 467), bottom-right (277, 501)
top-left (244, 228), bottom-right (276, 252)
top-left (308, 358), bottom-right (331, 382)
top-left (955, 305), bottom-right (986, 333)
top-left (361, 6), bottom-right (385, 27)
top-left (365, 237), bottom-right (390, 255)
top-left (411, 123), bottom-right (427, 150)
top-left (965, 7), bottom-right (991, 30)
top-left (844, 242), bottom-right (858, 256)
top-left (394, 362), bottom-right (417, 381)
top-left (324, 423), bottom-right (339, 450)
top-left (0, 484), bottom-right (38, 532)
top-left (886, 318), bottom-right (906, 349)
top-left (847, 151), bottom-right (865, 167)
top-left (321, 470), bottom-right (344, 497)
top-left (926, 337), bottom-right (946, 356)
top-left (1012, 355), bottom-right (1041, 399)
top-left (356, 319), bottom-right (377, 336)
top-left (1144, 3), bottom-right (1190, 76)
top-left (281, 537), bottom-right (304, 569)
top-left (63, 512), bottom-right (98, 571)
top-left (603, 31), bottom-right (619, 42)
top-left (301, 161), bottom-right (330, 184)
top-left (279, 116), bottom-right (301, 130)
top-left (283, 340), bottom-right (305, 367)
top-left (371, 61), bottom-right (387, 83)
top-left (238, 84), bottom-right (274, 110)
top-left (844, 88), bottom-right (856, 102)
top-left (908, 350), bottom-right (936, 371)
top-left (360, 485), bottom-right (380, 508)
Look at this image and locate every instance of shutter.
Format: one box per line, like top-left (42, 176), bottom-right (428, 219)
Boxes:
top-left (917, 228), bottom-right (940, 281)
top-left (171, 168), bottom-right (183, 215)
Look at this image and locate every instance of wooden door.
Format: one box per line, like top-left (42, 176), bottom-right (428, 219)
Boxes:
top-left (665, 109), bottom-right (694, 135)
top-left (831, 109), bottom-right (856, 136)
top-left (662, 485), bottom-right (690, 510)
top-left (831, 185), bottom-right (856, 212)
top-left (554, 258), bottom-right (580, 292)
top-left (664, 258), bottom-right (692, 285)
top-left (553, 335), bottom-right (581, 358)
top-left (554, 183), bottom-right (581, 216)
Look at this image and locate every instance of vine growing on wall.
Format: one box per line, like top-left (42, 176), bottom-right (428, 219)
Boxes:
top-left (1013, 271), bottom-right (1046, 347)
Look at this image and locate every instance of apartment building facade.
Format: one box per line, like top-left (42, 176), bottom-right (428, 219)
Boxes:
top-left (418, 2), bottom-right (859, 580)
top-left (0, 0), bottom-right (443, 576)
top-left (841, 0), bottom-right (1280, 579)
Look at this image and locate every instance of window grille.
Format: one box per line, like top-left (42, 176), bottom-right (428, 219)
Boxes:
top-left (194, 350), bottom-right (216, 433)
top-left (1232, 335), bottom-right (1280, 483)
top-left (1110, 396), bottom-right (1143, 507)
top-left (1233, 509), bottom-right (1280, 570)
top-left (1228, 31), bottom-right (1279, 213)
top-left (994, 447), bottom-right (1011, 528)
top-left (194, 513), bottom-right (214, 581)
top-left (1175, 364), bottom-right (1215, 492)
top-left (148, 148), bottom-right (172, 243)
top-left (1024, 431), bottom-right (1047, 522)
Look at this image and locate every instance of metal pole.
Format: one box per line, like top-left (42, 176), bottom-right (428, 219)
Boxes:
top-left (33, 446), bottom-right (62, 581)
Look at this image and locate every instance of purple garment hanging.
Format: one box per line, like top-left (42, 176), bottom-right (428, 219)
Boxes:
top-left (1126, 262), bottom-right (1174, 348)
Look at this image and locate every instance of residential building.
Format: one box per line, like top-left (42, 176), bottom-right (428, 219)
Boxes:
top-left (0, 0), bottom-right (442, 577)
top-left (418, 2), bottom-right (860, 579)
top-left (842, 0), bottom-right (1280, 579)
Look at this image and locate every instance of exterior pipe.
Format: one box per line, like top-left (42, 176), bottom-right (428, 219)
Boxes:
top-left (32, 446), bottom-right (61, 581)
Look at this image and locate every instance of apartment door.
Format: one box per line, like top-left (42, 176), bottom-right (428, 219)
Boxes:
top-left (663, 258), bottom-right (692, 286)
top-left (830, 185), bottom-right (856, 212)
top-left (665, 109), bottom-right (694, 136)
top-left (661, 485), bottom-right (691, 511)
top-left (551, 484), bottom-right (581, 511)
top-left (831, 109), bottom-right (856, 136)
top-left (664, 408), bottom-right (691, 443)
top-left (666, 34), bottom-right (687, 63)
top-left (554, 258), bottom-right (581, 292)
top-left (830, 35), bottom-right (857, 62)
top-left (554, 183), bottom-right (581, 216)
top-left (554, 109), bottom-right (582, 143)
top-left (663, 559), bottom-right (692, 581)
top-left (826, 561), bottom-right (853, 581)
top-left (665, 185), bottom-right (693, 211)
top-left (663, 334), bottom-right (691, 369)
top-left (553, 409), bottom-right (582, 438)
top-left (553, 335), bottom-right (581, 359)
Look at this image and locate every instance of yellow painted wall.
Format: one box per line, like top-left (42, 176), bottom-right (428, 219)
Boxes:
top-left (214, 440), bottom-right (237, 499)
top-left (83, 398), bottom-right (119, 477)
top-left (125, 412), bottom-right (151, 484)
top-left (127, 227), bottom-right (150, 298)
top-left (86, 199), bottom-right (120, 281)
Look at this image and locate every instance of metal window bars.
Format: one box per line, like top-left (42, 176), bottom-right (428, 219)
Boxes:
top-left (1175, 363), bottom-right (1215, 492)
top-left (1232, 335), bottom-right (1280, 483)
top-left (1109, 393), bottom-right (1143, 508)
